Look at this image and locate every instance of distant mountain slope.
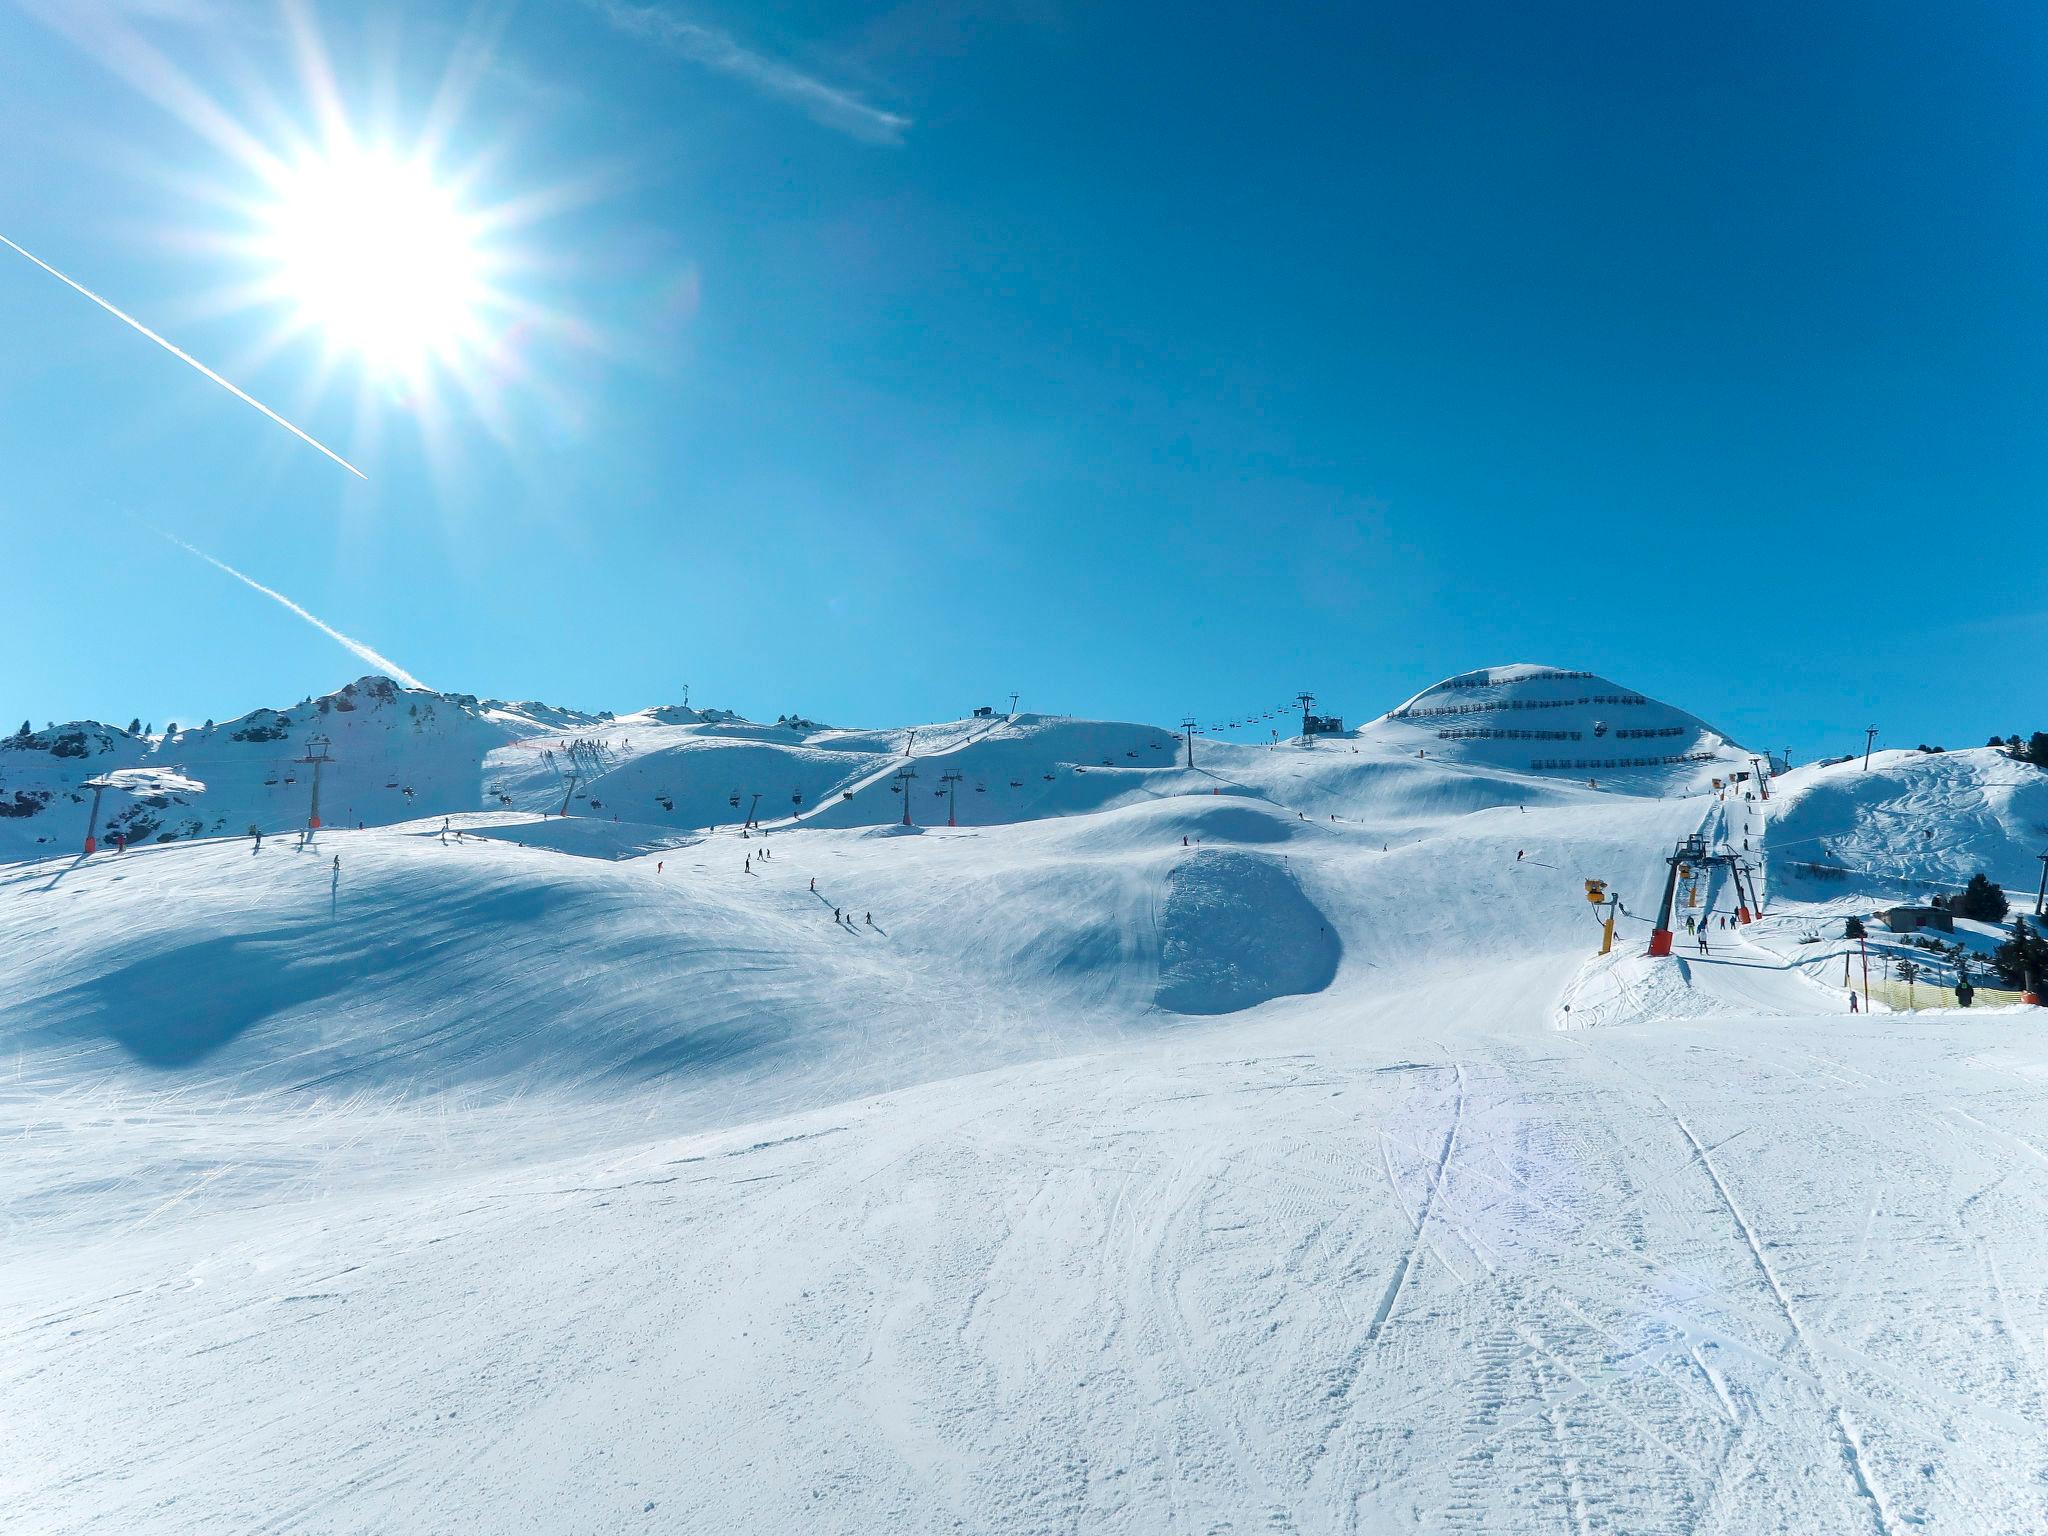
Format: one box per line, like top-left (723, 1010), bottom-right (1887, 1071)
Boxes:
top-left (1361, 662), bottom-right (1750, 789)
top-left (1766, 745), bottom-right (2048, 906)
top-left (0, 663), bottom-right (1748, 863)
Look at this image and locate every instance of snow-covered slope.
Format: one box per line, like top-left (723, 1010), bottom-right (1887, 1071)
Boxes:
top-left (1766, 745), bottom-right (2047, 905)
top-left (1367, 662), bottom-right (1750, 790)
top-left (1, 663), bottom-right (1751, 863)
top-left (8, 663), bottom-right (2046, 1535)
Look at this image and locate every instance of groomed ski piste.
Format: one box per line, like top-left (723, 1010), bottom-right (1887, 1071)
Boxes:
top-left (6, 663), bottom-right (2047, 1533)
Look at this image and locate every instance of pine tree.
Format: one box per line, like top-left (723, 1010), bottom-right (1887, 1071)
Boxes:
top-left (1957, 871), bottom-right (2009, 923)
top-left (1992, 919), bottom-right (2048, 989)
top-left (2029, 731), bottom-right (2048, 767)
top-left (127, 718), bottom-right (141, 735)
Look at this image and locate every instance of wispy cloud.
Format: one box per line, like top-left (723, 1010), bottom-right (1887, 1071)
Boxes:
top-left (154, 528), bottom-right (427, 690)
top-left (584, 0), bottom-right (909, 144)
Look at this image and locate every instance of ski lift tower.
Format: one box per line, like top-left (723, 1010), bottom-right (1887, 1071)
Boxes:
top-left (1647, 834), bottom-right (1711, 956)
top-left (1295, 692), bottom-right (1316, 744)
top-left (78, 777), bottom-right (114, 855)
top-left (893, 765), bottom-right (918, 827)
top-left (294, 734), bottom-right (333, 831)
top-left (940, 770), bottom-right (963, 828)
top-left (1181, 717), bottom-right (1197, 769)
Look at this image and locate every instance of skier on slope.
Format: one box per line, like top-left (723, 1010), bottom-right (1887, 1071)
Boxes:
top-left (1517, 850), bottom-right (1524, 861)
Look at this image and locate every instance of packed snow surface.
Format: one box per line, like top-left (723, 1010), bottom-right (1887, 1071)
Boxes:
top-left (6, 667), bottom-right (2047, 1533)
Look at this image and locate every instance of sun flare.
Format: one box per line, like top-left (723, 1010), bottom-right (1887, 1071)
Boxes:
top-left (255, 145), bottom-right (488, 377)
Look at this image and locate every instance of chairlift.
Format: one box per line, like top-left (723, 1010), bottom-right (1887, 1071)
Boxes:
top-left (264, 774), bottom-right (279, 786)
top-left (792, 789), bottom-right (804, 806)
top-left (1042, 772), bottom-right (1055, 782)
top-left (1009, 780), bottom-right (1022, 789)
top-left (385, 778), bottom-right (399, 789)
top-left (728, 790), bottom-right (741, 807)
top-left (842, 790), bottom-right (855, 800)
top-left (284, 774), bottom-right (297, 785)
top-left (975, 782), bottom-right (986, 793)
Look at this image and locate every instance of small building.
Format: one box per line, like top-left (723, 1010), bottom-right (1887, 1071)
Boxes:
top-left (1304, 713), bottom-right (1345, 735)
top-left (1881, 905), bottom-right (1953, 934)
top-left (972, 705), bottom-right (995, 718)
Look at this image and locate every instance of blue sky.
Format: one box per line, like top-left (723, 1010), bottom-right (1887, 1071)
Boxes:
top-left (3, 0), bottom-right (2043, 757)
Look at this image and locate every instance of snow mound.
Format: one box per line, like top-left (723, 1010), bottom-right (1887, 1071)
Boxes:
top-left (1155, 850), bottom-right (1339, 1014)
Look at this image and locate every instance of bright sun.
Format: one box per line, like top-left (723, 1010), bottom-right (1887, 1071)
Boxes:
top-left (257, 145), bottom-right (488, 377)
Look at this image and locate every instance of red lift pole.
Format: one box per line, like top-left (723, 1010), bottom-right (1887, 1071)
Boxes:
top-left (1648, 835), bottom-right (1710, 957)
top-left (894, 765), bottom-right (917, 827)
top-left (80, 778), bottom-right (111, 855)
top-left (940, 770), bottom-right (963, 828)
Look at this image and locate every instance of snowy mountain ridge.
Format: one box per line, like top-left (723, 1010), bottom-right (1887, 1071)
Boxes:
top-left (1, 662), bottom-right (1753, 861)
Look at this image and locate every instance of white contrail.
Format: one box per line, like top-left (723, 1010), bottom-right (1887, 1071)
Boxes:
top-left (585, 0), bottom-right (909, 144)
top-left (0, 231), bottom-right (366, 479)
top-left (156, 529), bottom-right (426, 690)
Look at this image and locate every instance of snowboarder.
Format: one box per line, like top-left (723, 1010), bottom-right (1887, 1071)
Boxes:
top-left (1685, 915), bottom-right (1696, 935)
top-left (1698, 935), bottom-right (1710, 955)
top-left (658, 861), bottom-right (664, 874)
top-left (833, 907), bottom-right (841, 922)
top-left (333, 855), bottom-right (341, 872)
top-left (865, 912), bottom-right (872, 925)
top-left (254, 830), bottom-right (263, 851)
top-left (809, 877), bottom-right (817, 892)
top-left (744, 856), bottom-right (752, 874)
top-left (1849, 991), bottom-right (1860, 1013)
top-left (1516, 850), bottom-right (1524, 861)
